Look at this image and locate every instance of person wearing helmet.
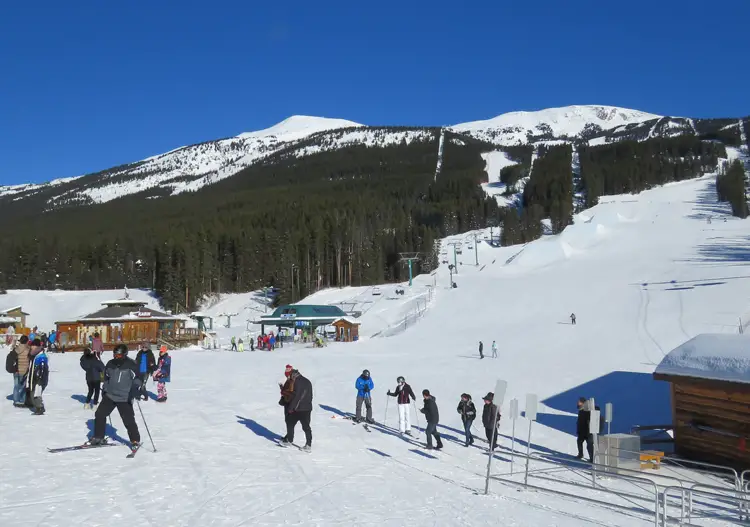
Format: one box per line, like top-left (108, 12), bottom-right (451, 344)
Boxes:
top-left (387, 376), bottom-right (416, 435)
top-left (153, 346), bottom-right (171, 402)
top-left (355, 369), bottom-right (374, 424)
top-left (89, 344), bottom-right (141, 447)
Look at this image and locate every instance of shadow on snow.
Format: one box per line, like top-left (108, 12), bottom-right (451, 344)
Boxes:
top-left (236, 416), bottom-right (282, 443)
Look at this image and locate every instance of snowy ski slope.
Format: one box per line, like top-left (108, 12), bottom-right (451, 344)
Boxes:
top-left (2, 175), bottom-right (750, 526)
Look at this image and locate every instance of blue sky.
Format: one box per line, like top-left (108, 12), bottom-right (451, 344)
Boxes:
top-left (1, 0), bottom-right (748, 185)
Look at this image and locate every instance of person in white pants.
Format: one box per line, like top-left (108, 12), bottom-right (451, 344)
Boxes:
top-left (387, 376), bottom-right (416, 435)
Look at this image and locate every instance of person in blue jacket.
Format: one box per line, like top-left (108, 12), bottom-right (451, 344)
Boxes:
top-left (355, 369), bottom-right (374, 424)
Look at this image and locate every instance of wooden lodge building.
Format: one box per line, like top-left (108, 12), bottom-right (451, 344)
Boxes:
top-left (0, 305), bottom-right (29, 333)
top-left (253, 304), bottom-right (361, 341)
top-left (56, 299), bottom-right (200, 351)
top-left (654, 333), bottom-right (750, 469)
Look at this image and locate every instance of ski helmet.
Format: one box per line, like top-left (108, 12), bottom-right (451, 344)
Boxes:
top-left (362, 369), bottom-right (370, 378)
top-left (397, 376), bottom-right (405, 383)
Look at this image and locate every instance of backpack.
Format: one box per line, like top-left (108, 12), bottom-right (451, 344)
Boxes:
top-left (5, 348), bottom-right (18, 374)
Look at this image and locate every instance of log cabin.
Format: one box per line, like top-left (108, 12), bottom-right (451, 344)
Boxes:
top-left (55, 299), bottom-right (200, 351)
top-left (654, 333), bottom-right (750, 470)
top-left (331, 317), bottom-right (361, 342)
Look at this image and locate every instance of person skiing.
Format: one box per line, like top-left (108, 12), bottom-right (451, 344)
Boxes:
top-left (387, 376), bottom-right (416, 435)
top-left (478, 341), bottom-right (484, 359)
top-left (153, 346), bottom-right (171, 402)
top-left (134, 343), bottom-right (156, 401)
top-left (79, 347), bottom-right (105, 409)
top-left (89, 344), bottom-right (141, 447)
top-left (355, 369), bottom-right (374, 424)
top-left (576, 397), bottom-right (594, 462)
top-left (230, 336), bottom-right (237, 352)
top-left (281, 369), bottom-right (313, 452)
top-left (420, 389), bottom-right (443, 450)
top-left (457, 393), bottom-right (477, 446)
top-left (482, 392), bottom-right (501, 450)
top-left (491, 340), bottom-right (498, 359)
top-left (570, 313), bottom-right (577, 325)
top-left (27, 339), bottom-right (48, 415)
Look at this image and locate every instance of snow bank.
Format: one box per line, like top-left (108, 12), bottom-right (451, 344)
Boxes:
top-left (655, 334), bottom-right (750, 384)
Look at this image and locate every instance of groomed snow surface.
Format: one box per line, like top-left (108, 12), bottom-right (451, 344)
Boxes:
top-left (4, 175), bottom-right (750, 526)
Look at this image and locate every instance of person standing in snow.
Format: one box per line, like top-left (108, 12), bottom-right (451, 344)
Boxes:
top-left (278, 364), bottom-right (295, 441)
top-left (491, 340), bottom-right (497, 359)
top-left (89, 344), bottom-right (141, 447)
top-left (355, 369), bottom-right (374, 424)
top-left (570, 313), bottom-right (577, 325)
top-left (281, 369), bottom-right (313, 451)
top-left (230, 336), bottom-right (237, 352)
top-left (153, 346), bottom-right (171, 402)
top-left (27, 339), bottom-right (49, 415)
top-left (478, 341), bottom-right (484, 359)
top-left (9, 335), bottom-right (30, 408)
top-left (420, 389), bottom-right (443, 450)
top-left (457, 393), bottom-right (477, 447)
top-left (79, 348), bottom-right (105, 409)
top-left (387, 376), bottom-right (416, 435)
top-left (238, 338), bottom-right (244, 352)
top-left (249, 337), bottom-right (255, 352)
top-left (482, 392), bottom-right (501, 450)
top-left (134, 344), bottom-right (156, 401)
top-left (576, 397), bottom-right (594, 462)
top-left (91, 332), bottom-right (104, 360)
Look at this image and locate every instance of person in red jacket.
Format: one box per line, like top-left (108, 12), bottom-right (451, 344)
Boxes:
top-left (387, 376), bottom-right (416, 436)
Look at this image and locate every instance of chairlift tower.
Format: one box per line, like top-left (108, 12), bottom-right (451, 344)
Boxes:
top-left (468, 233), bottom-right (481, 266)
top-left (446, 241), bottom-right (462, 274)
top-left (398, 252), bottom-right (421, 287)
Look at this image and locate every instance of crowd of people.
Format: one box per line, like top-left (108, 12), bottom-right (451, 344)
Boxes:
top-left (5, 337), bottom-right (172, 447)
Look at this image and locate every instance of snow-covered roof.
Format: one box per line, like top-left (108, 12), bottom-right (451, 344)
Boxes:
top-left (100, 299), bottom-right (148, 306)
top-left (190, 312), bottom-right (211, 318)
top-left (0, 316), bottom-right (18, 324)
top-left (0, 305), bottom-right (24, 314)
top-left (332, 317), bottom-right (362, 325)
top-left (654, 334), bottom-right (750, 384)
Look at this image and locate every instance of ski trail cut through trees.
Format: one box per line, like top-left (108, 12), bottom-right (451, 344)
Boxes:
top-left (434, 128), bottom-right (445, 181)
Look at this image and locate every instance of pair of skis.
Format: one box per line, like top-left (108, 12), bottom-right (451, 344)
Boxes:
top-left (48, 440), bottom-right (142, 458)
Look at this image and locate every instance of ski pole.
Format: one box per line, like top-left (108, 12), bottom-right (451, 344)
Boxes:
top-left (384, 394), bottom-right (390, 427)
top-left (135, 399), bottom-right (157, 452)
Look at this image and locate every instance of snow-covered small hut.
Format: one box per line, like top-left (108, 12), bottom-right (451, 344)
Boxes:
top-left (654, 333), bottom-right (750, 468)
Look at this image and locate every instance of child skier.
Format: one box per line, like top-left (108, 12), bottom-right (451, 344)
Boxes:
top-left (153, 346), bottom-right (171, 402)
top-left (27, 339), bottom-right (49, 415)
top-left (79, 347), bottom-right (105, 409)
top-left (387, 376), bottom-right (416, 435)
top-left (457, 393), bottom-right (477, 446)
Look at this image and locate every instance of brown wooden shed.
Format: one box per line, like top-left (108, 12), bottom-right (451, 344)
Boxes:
top-left (0, 305), bottom-right (29, 331)
top-left (654, 333), bottom-right (750, 469)
top-left (331, 317), bottom-right (361, 342)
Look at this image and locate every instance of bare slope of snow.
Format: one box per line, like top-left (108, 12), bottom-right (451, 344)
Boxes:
top-left (452, 105), bottom-right (661, 145)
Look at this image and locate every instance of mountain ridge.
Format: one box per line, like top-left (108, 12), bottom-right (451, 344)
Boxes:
top-left (1, 105), bottom-right (747, 210)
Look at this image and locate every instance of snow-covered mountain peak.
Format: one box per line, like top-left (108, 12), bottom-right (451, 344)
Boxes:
top-left (452, 104), bottom-right (662, 144)
top-left (237, 115), bottom-right (362, 141)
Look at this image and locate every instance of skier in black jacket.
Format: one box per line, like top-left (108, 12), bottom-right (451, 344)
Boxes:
top-left (576, 397), bottom-right (593, 461)
top-left (281, 369), bottom-right (313, 452)
top-left (134, 344), bottom-right (157, 401)
top-left (481, 392), bottom-right (501, 450)
top-left (420, 389), bottom-right (443, 450)
top-left (457, 393), bottom-right (477, 446)
top-left (387, 376), bottom-right (416, 436)
top-left (79, 348), bottom-right (105, 409)
top-left (89, 344), bottom-right (141, 447)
